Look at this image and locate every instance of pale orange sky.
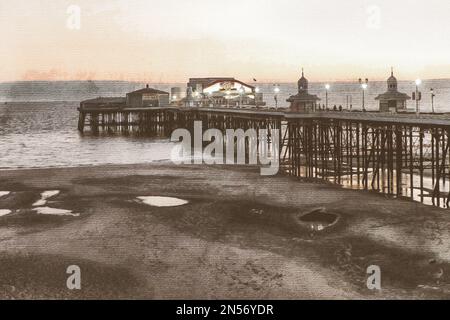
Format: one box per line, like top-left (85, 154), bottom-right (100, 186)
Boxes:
top-left (1, 0), bottom-right (450, 82)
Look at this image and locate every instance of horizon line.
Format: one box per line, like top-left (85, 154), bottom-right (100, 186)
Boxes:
top-left (1, 77), bottom-right (449, 84)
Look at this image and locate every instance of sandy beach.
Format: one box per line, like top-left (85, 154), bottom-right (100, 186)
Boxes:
top-left (0, 162), bottom-right (450, 299)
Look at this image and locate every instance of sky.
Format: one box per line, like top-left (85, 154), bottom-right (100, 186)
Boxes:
top-left (1, 0), bottom-right (450, 83)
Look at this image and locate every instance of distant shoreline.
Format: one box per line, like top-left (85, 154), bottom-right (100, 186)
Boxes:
top-left (0, 100), bottom-right (81, 104)
top-left (2, 78), bottom-right (450, 85)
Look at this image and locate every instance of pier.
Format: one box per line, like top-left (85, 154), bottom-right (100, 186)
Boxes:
top-left (78, 104), bottom-right (450, 209)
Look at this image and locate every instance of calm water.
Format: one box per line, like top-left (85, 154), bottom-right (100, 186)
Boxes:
top-left (0, 80), bottom-right (449, 169)
top-left (0, 101), bottom-right (176, 169)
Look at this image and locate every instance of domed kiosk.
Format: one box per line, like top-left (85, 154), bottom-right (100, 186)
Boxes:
top-left (287, 69), bottom-right (320, 113)
top-left (375, 69), bottom-right (411, 113)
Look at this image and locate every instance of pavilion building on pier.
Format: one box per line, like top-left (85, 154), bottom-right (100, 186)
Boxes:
top-left (375, 70), bottom-right (411, 113)
top-left (184, 77), bottom-right (264, 107)
top-left (287, 70), bottom-right (320, 113)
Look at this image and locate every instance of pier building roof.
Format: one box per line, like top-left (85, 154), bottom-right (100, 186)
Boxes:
top-left (81, 97), bottom-right (126, 104)
top-left (375, 91), bottom-right (411, 101)
top-left (127, 85), bottom-right (169, 96)
top-left (188, 77), bottom-right (235, 89)
top-left (80, 97), bottom-right (126, 109)
top-left (203, 79), bottom-right (255, 91)
top-left (287, 92), bottom-right (321, 102)
top-left (188, 78), bottom-right (255, 94)
top-left (375, 69), bottom-right (411, 102)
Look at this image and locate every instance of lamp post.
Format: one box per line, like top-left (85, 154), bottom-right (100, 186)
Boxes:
top-left (346, 95), bottom-right (352, 110)
top-left (274, 84), bottom-right (280, 110)
top-left (238, 86), bottom-right (244, 108)
top-left (325, 84), bottom-right (330, 111)
top-left (206, 92), bottom-right (212, 107)
top-left (254, 87), bottom-right (260, 108)
top-left (430, 88), bottom-right (435, 113)
top-left (414, 79), bottom-right (422, 116)
top-left (359, 78), bottom-right (369, 112)
top-left (193, 91), bottom-right (200, 107)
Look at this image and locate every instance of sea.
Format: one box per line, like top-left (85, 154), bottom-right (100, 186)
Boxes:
top-left (0, 79), bottom-right (449, 170)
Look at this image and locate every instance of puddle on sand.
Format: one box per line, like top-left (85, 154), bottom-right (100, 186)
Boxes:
top-left (0, 191), bottom-right (11, 198)
top-left (0, 209), bottom-right (12, 217)
top-left (32, 190), bottom-right (60, 207)
top-left (33, 207), bottom-right (80, 217)
top-left (137, 196), bottom-right (189, 207)
top-left (299, 208), bottom-right (340, 232)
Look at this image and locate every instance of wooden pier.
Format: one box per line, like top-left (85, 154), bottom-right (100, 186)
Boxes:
top-left (78, 105), bottom-right (450, 208)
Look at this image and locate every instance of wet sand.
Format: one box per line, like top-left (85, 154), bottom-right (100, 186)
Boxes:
top-left (0, 163), bottom-right (450, 299)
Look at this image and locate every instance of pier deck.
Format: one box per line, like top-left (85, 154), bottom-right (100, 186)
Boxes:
top-left (79, 105), bottom-right (450, 125)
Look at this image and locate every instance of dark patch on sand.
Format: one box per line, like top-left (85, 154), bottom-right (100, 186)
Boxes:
top-left (0, 191), bottom-right (39, 210)
top-left (0, 252), bottom-right (146, 299)
top-left (0, 190), bottom-right (87, 230)
top-left (0, 181), bottom-right (26, 191)
top-left (74, 175), bottom-right (183, 187)
top-left (312, 236), bottom-right (450, 298)
top-left (0, 209), bottom-right (80, 228)
top-left (130, 199), bottom-right (304, 239)
top-left (73, 175), bottom-right (220, 197)
top-left (129, 197), bottom-right (450, 298)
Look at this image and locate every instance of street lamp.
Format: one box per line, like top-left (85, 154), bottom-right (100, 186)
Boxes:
top-left (192, 91), bottom-right (200, 107)
top-left (274, 84), bottom-right (280, 110)
top-left (238, 86), bottom-right (244, 108)
top-left (206, 92), bottom-right (213, 107)
top-left (346, 95), bottom-right (352, 110)
top-left (325, 84), bottom-right (330, 110)
top-left (225, 90), bottom-right (231, 108)
top-left (359, 78), bottom-right (369, 112)
top-left (414, 79), bottom-right (422, 116)
top-left (254, 87), bottom-right (260, 107)
top-left (430, 88), bottom-right (435, 113)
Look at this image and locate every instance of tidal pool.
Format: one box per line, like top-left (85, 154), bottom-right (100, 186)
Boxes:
top-left (137, 196), bottom-right (188, 207)
top-left (0, 209), bottom-right (12, 217)
top-left (299, 208), bottom-right (339, 232)
top-left (33, 207), bottom-right (79, 217)
top-left (32, 190), bottom-right (60, 207)
top-left (0, 192), bottom-right (11, 198)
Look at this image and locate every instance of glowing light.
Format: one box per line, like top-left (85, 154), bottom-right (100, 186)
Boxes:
top-left (274, 86), bottom-right (280, 94)
top-left (255, 87), bottom-right (260, 93)
top-left (415, 79), bottom-right (422, 86)
top-left (325, 84), bottom-right (330, 90)
top-left (361, 83), bottom-right (368, 90)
